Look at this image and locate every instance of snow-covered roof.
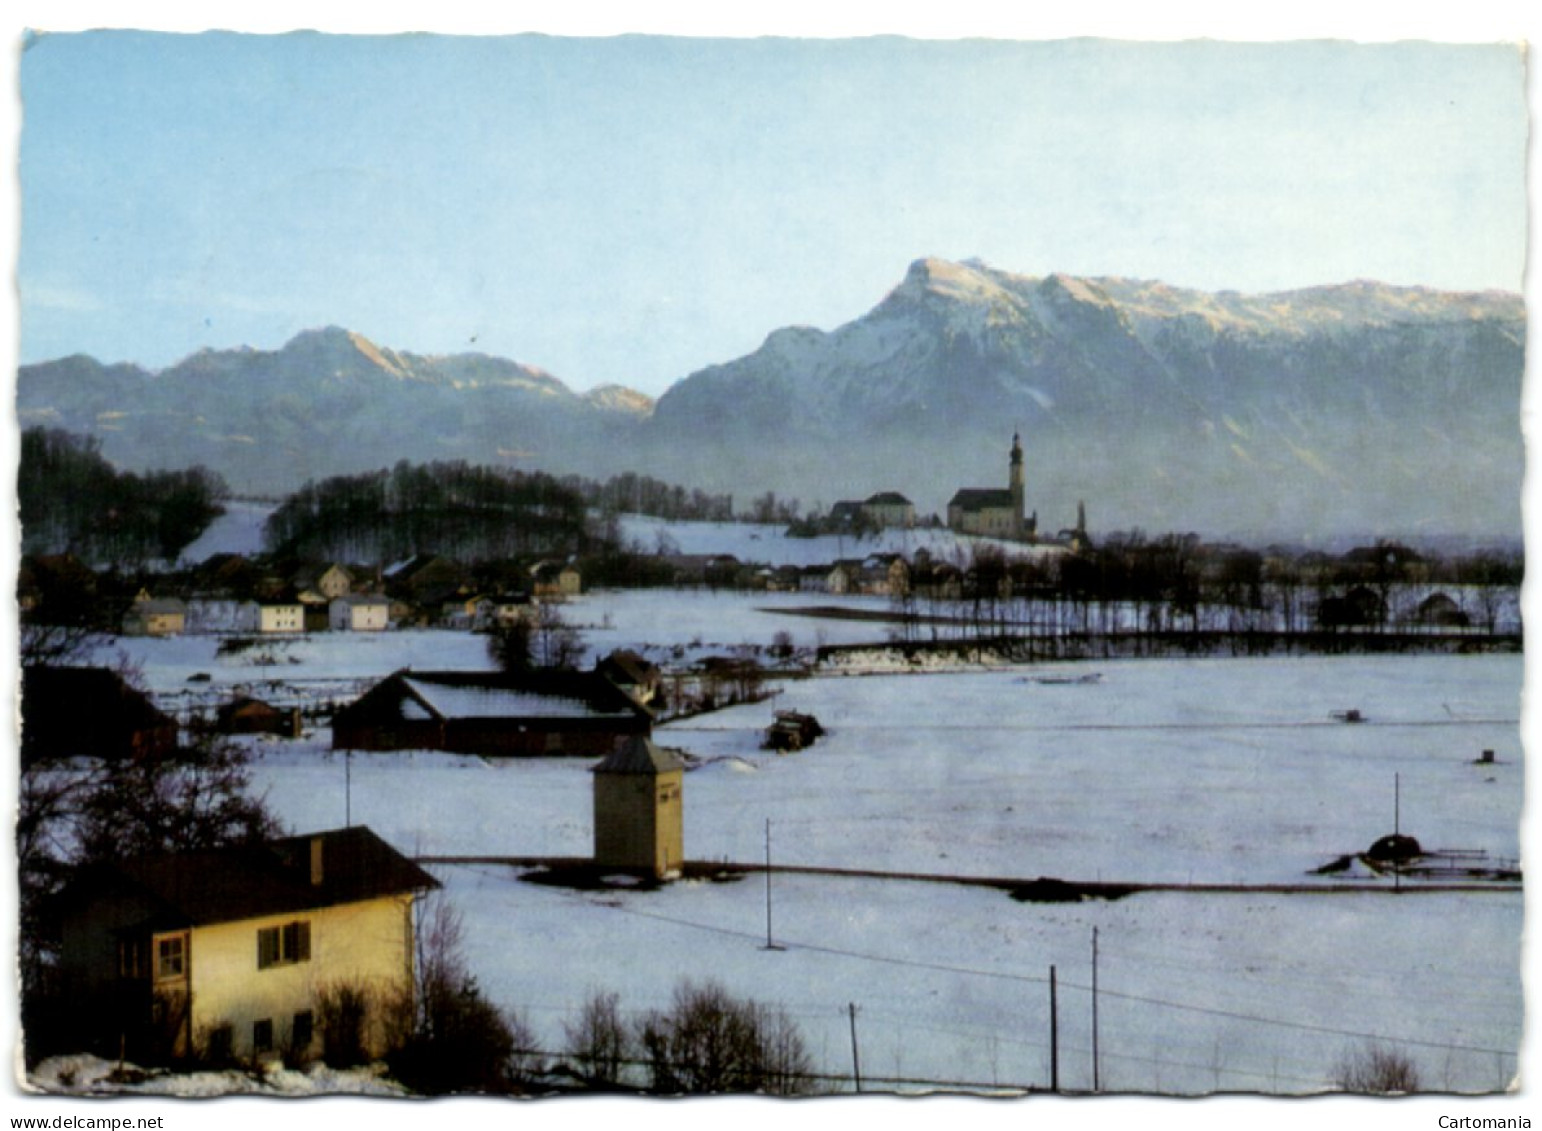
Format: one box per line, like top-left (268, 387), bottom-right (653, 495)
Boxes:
top-left (401, 675), bottom-right (638, 720)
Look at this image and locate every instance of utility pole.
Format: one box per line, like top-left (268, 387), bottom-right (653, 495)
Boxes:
top-left (1394, 773), bottom-right (1402, 894)
top-left (1091, 927), bottom-right (1100, 1093)
top-left (762, 819), bottom-right (784, 951)
top-left (848, 1003), bottom-right (862, 1093)
top-left (1049, 965), bottom-right (1059, 1093)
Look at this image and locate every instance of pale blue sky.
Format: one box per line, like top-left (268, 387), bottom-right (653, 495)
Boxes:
top-left (17, 31), bottom-right (1528, 394)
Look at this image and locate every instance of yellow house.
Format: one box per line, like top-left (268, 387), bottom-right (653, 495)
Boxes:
top-left (256, 602), bottom-right (305, 634)
top-left (530, 561), bottom-right (582, 599)
top-left (57, 826), bottom-right (437, 1065)
top-left (592, 736), bottom-right (685, 880)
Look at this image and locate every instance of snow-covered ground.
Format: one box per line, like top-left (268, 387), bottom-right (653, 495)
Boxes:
top-left (172, 503), bottom-right (1040, 571)
top-left (144, 649), bottom-right (1525, 1095)
top-left (57, 585), bottom-right (1527, 1098)
top-left (616, 514), bottom-right (1044, 567)
top-left (177, 498), bottom-right (276, 562)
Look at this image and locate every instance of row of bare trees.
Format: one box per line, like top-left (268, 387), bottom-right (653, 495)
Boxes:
top-left (888, 535), bottom-right (1521, 652)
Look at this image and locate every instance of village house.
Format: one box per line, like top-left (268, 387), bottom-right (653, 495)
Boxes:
top-left (862, 491), bottom-right (916, 529)
top-left (292, 563), bottom-right (355, 602)
top-left (486, 592), bottom-right (538, 628)
top-left (184, 597), bottom-right (254, 635)
top-left (56, 826), bottom-right (437, 1064)
top-left (383, 554), bottom-right (468, 611)
top-left (122, 593), bottom-right (188, 637)
top-left (255, 602), bottom-right (305, 635)
top-left (591, 735), bottom-right (686, 879)
top-left (596, 649), bottom-right (664, 708)
top-left (797, 565), bottom-right (830, 594)
top-left (530, 560), bottom-right (582, 599)
top-left (825, 560), bottom-right (863, 595)
top-left (329, 593), bottom-right (391, 632)
top-left (332, 669), bottom-right (653, 758)
top-left (858, 553), bottom-right (910, 596)
top-left (439, 594), bottom-right (493, 631)
top-left (21, 665), bottom-right (180, 768)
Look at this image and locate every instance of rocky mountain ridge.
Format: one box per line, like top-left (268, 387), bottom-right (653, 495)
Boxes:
top-left (17, 260), bottom-right (1524, 539)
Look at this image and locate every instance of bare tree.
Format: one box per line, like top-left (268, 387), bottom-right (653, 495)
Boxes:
top-left (564, 989), bottom-right (633, 1089)
top-left (637, 979), bottom-right (816, 1095)
top-left (391, 895), bottom-right (527, 1094)
top-left (1333, 1042), bottom-right (1422, 1094)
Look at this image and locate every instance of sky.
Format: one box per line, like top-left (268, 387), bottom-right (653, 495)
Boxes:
top-left (12, 15), bottom-right (1530, 397)
top-left (3, 7), bottom-right (1540, 1131)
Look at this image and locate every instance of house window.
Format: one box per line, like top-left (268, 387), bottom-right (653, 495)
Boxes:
top-left (156, 934), bottom-right (186, 980)
top-left (256, 920), bottom-right (311, 969)
top-left (253, 1018), bottom-right (274, 1053)
top-left (206, 1025), bottom-right (233, 1063)
top-left (291, 1010), bottom-right (314, 1053)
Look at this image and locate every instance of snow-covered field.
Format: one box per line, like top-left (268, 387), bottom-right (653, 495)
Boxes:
top-left (616, 513), bottom-right (1043, 567)
top-left (171, 501), bottom-right (1038, 572)
top-left (93, 592), bottom-right (1526, 1097)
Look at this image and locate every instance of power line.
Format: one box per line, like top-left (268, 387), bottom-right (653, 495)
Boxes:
top-left (582, 884), bottom-right (1518, 1060)
top-left (455, 863), bottom-right (1518, 1073)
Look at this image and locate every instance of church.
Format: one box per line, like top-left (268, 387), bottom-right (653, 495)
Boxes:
top-left (946, 433), bottom-right (1036, 540)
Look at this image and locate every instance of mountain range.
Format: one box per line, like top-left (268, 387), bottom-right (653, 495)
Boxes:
top-left (17, 258), bottom-right (1525, 541)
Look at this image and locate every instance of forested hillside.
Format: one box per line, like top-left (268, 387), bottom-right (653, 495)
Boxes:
top-left (262, 460), bottom-right (593, 563)
top-left (18, 427), bottom-right (228, 567)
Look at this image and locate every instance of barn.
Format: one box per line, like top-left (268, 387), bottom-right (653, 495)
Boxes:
top-left (331, 669), bottom-right (652, 757)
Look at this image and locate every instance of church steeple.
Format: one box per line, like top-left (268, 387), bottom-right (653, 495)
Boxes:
top-left (1009, 431), bottom-right (1025, 537)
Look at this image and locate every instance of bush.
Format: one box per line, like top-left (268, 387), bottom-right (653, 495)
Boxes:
top-left (1333, 1042), bottom-right (1422, 1094)
top-left (637, 979), bottom-right (816, 1096)
top-left (316, 982), bottom-right (371, 1068)
top-left (564, 990), bottom-right (633, 1089)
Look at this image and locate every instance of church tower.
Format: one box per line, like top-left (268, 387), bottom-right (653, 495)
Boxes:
top-left (1009, 431), bottom-right (1025, 538)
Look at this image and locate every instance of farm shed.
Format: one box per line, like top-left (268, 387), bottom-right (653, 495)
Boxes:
top-left (216, 695), bottom-right (303, 738)
top-left (331, 669), bottom-right (653, 757)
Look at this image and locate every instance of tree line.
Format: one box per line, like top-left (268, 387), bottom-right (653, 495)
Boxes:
top-left (263, 459), bottom-right (594, 563)
top-left (884, 533), bottom-right (1522, 656)
top-left (19, 427), bottom-right (229, 568)
top-left (562, 470), bottom-right (735, 523)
